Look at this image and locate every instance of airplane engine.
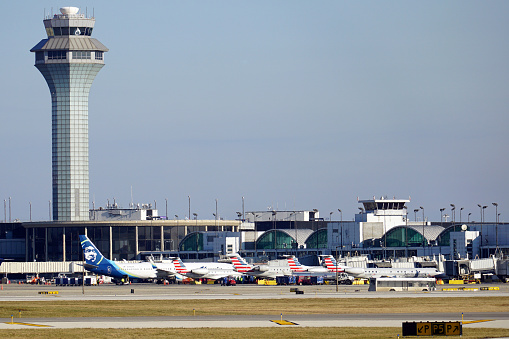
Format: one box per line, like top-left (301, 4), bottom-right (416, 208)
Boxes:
top-left (191, 268), bottom-right (209, 275)
top-left (256, 265), bottom-right (269, 272)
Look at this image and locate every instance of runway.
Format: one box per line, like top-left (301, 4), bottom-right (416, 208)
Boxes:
top-left (1, 313), bottom-right (508, 329)
top-left (1, 283), bottom-right (508, 329)
top-left (1, 282), bottom-right (509, 301)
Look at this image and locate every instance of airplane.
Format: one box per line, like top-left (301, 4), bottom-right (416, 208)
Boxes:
top-left (320, 255), bottom-right (348, 273)
top-left (79, 235), bottom-right (180, 283)
top-left (286, 255), bottom-right (336, 274)
top-left (344, 266), bottom-right (444, 279)
top-left (228, 254), bottom-right (301, 279)
top-left (164, 257), bottom-right (243, 281)
top-left (225, 253), bottom-right (253, 273)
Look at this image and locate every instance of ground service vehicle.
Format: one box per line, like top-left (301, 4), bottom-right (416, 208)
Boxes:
top-left (368, 277), bottom-right (436, 292)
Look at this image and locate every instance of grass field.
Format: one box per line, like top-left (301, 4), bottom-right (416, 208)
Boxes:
top-left (0, 327), bottom-right (508, 339)
top-left (1, 297), bottom-right (508, 338)
top-left (0, 296), bottom-right (508, 317)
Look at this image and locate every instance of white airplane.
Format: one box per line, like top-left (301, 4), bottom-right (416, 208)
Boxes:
top-left (319, 255), bottom-right (349, 273)
top-left (229, 255), bottom-right (308, 279)
top-left (79, 235), bottom-right (180, 282)
top-left (345, 266), bottom-right (444, 279)
top-left (165, 257), bottom-right (243, 280)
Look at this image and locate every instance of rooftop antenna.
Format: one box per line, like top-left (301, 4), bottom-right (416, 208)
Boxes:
top-left (131, 185), bottom-right (133, 208)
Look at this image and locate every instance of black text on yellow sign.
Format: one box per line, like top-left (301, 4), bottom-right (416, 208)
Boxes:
top-left (404, 321), bottom-right (462, 336)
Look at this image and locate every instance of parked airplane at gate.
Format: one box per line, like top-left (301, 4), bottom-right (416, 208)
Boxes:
top-left (164, 257), bottom-right (242, 281)
top-left (79, 235), bottom-right (179, 282)
top-left (225, 253), bottom-right (253, 273)
top-left (345, 266), bottom-right (444, 279)
top-left (230, 255), bottom-right (303, 279)
top-left (320, 255), bottom-right (348, 273)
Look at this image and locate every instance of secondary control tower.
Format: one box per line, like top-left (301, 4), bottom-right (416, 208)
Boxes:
top-left (31, 7), bottom-right (108, 221)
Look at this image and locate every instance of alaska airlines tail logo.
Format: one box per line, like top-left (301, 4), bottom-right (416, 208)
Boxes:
top-left (79, 235), bottom-right (105, 267)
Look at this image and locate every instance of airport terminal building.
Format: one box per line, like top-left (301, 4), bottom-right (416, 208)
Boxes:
top-left (1, 198), bottom-right (507, 265)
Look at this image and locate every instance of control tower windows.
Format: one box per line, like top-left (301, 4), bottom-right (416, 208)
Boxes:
top-left (48, 51), bottom-right (67, 60)
top-left (95, 51), bottom-right (103, 60)
top-left (72, 51), bottom-right (91, 60)
top-left (51, 27), bottom-right (93, 36)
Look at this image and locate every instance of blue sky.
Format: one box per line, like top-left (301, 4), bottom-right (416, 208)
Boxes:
top-left (0, 1), bottom-right (508, 222)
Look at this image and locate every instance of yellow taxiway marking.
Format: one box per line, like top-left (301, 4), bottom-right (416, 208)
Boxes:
top-left (5, 322), bottom-right (52, 327)
top-left (271, 320), bottom-right (298, 325)
top-left (463, 319), bottom-right (494, 324)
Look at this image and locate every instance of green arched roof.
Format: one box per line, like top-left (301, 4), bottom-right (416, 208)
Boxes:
top-left (305, 228), bottom-right (328, 249)
top-left (436, 225), bottom-right (470, 246)
top-left (381, 225), bottom-right (444, 247)
top-left (256, 229), bottom-right (313, 250)
top-left (179, 232), bottom-right (204, 251)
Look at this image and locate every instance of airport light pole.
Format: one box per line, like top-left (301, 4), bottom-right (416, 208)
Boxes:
top-left (420, 206), bottom-right (425, 256)
top-left (477, 204), bottom-right (482, 255)
top-left (460, 207), bottom-right (464, 224)
top-left (165, 198), bottom-right (168, 220)
top-left (188, 196), bottom-right (191, 220)
top-left (468, 212), bottom-right (471, 223)
top-left (493, 203), bottom-right (498, 254)
top-left (440, 208), bottom-right (445, 228)
top-left (414, 209), bottom-right (419, 222)
top-left (335, 245), bottom-right (340, 292)
top-left (450, 204), bottom-right (455, 227)
top-left (338, 209), bottom-right (343, 257)
top-left (482, 205), bottom-right (487, 256)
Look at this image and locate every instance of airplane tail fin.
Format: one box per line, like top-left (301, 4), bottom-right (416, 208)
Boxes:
top-left (79, 235), bottom-right (108, 268)
top-left (322, 255), bottom-right (344, 272)
top-left (227, 253), bottom-right (252, 273)
top-left (286, 256), bottom-right (306, 272)
top-left (171, 257), bottom-right (189, 274)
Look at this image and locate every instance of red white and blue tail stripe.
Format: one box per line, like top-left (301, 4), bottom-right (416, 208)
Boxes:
top-left (286, 256), bottom-right (307, 272)
top-left (227, 253), bottom-right (252, 273)
top-left (322, 255), bottom-right (344, 272)
top-left (172, 258), bottom-right (189, 274)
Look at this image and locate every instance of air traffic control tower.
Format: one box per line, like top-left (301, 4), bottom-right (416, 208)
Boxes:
top-left (31, 7), bottom-right (108, 221)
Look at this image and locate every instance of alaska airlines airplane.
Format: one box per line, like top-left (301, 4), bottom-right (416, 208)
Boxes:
top-left (79, 235), bottom-right (178, 282)
top-left (345, 266), bottom-right (444, 279)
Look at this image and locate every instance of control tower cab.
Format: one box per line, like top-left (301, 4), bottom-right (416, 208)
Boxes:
top-left (356, 197), bottom-right (410, 225)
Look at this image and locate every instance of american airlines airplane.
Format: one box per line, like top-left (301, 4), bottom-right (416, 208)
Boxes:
top-left (79, 235), bottom-right (179, 282)
top-left (165, 257), bottom-right (242, 280)
top-left (345, 266), bottom-right (444, 279)
top-left (227, 254), bottom-right (294, 278)
top-left (319, 255), bottom-right (348, 273)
